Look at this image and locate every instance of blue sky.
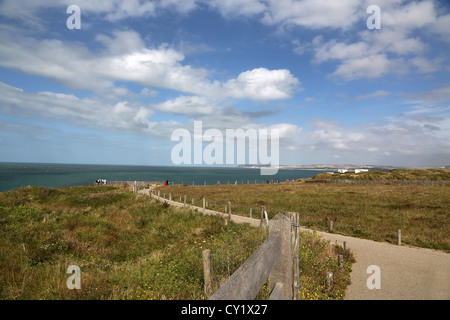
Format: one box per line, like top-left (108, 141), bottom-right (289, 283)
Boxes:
top-left (0, 0), bottom-right (449, 167)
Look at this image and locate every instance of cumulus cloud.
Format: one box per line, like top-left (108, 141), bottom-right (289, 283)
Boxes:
top-left (221, 68), bottom-right (301, 100)
top-left (0, 0), bottom-right (448, 167)
top-left (0, 28), bottom-right (300, 101)
top-left (310, 0), bottom-right (449, 81)
top-left (332, 54), bottom-right (392, 80)
top-left (299, 116), bottom-right (450, 166)
top-left (0, 0), bottom-right (363, 30)
top-left (0, 81), bottom-right (176, 137)
top-left (0, 81), bottom-right (294, 144)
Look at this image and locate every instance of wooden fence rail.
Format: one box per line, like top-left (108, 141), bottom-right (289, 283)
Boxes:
top-left (205, 212), bottom-right (299, 300)
top-left (142, 187), bottom-right (300, 300)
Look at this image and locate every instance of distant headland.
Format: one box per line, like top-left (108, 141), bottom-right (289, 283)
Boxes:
top-left (239, 164), bottom-right (450, 171)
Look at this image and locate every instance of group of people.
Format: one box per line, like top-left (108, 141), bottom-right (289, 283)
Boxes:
top-left (95, 178), bottom-right (107, 185)
top-left (164, 180), bottom-right (169, 186)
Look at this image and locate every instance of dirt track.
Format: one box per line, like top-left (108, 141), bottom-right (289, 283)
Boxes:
top-left (312, 230), bottom-right (450, 300)
top-left (140, 188), bottom-right (450, 300)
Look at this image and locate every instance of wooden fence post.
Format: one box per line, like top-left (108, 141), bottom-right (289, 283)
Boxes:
top-left (249, 208), bottom-right (253, 218)
top-left (289, 212), bottom-right (300, 300)
top-left (202, 249), bottom-right (212, 298)
top-left (228, 201), bottom-right (231, 221)
top-left (203, 198), bottom-right (206, 214)
top-left (397, 229), bottom-right (401, 246)
top-left (269, 214), bottom-right (292, 300)
top-left (326, 272), bottom-right (333, 292)
top-left (260, 206), bottom-right (268, 229)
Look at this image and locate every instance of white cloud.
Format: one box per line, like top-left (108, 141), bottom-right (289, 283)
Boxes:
top-left (313, 40), bottom-right (369, 64)
top-left (153, 96), bottom-right (218, 116)
top-left (332, 54), bottom-right (392, 80)
top-left (221, 68), bottom-right (301, 100)
top-left (303, 108), bottom-right (450, 164)
top-left (0, 29), bottom-right (300, 101)
top-left (431, 13), bottom-right (450, 41)
top-left (410, 57), bottom-right (444, 74)
top-left (2, 81), bottom-right (449, 166)
top-left (207, 0), bottom-right (266, 17)
top-left (312, 25), bottom-right (434, 81)
top-left (0, 80), bottom-right (299, 146)
top-left (0, 0), bottom-right (200, 23)
top-left (310, 1), bottom-right (449, 81)
top-left (380, 0), bottom-right (437, 30)
top-left (0, 81), bottom-right (176, 137)
top-left (267, 123), bottom-right (303, 151)
top-left (261, 0), bottom-right (362, 30)
top-left (1, 0), bottom-right (449, 42)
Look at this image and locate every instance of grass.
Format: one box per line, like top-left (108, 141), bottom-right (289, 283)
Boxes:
top-left (156, 177), bottom-right (450, 252)
top-left (0, 184), bottom-right (353, 300)
top-left (0, 185), bottom-right (259, 299)
top-left (297, 230), bottom-right (354, 300)
top-left (312, 169), bottom-right (450, 181)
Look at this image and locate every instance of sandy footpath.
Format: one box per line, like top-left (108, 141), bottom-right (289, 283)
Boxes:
top-left (139, 188), bottom-right (450, 300)
top-left (313, 230), bottom-right (450, 300)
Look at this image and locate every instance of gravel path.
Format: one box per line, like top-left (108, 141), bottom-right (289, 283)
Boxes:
top-left (312, 230), bottom-right (450, 300)
top-left (140, 188), bottom-right (450, 300)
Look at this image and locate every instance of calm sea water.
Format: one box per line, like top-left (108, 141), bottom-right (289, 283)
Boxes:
top-left (0, 162), bottom-right (326, 192)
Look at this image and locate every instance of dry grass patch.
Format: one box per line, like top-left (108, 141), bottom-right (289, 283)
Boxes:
top-left (157, 181), bottom-right (449, 251)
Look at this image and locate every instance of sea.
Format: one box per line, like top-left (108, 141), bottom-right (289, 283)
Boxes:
top-left (0, 162), bottom-right (327, 192)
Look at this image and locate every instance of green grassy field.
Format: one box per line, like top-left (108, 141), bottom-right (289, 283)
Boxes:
top-left (157, 172), bottom-right (450, 252)
top-left (0, 185), bottom-right (352, 300)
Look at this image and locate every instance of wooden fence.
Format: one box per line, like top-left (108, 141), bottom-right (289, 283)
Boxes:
top-left (141, 188), bottom-right (333, 300)
top-left (305, 179), bottom-right (450, 185)
top-left (204, 212), bottom-right (300, 300)
top-left (144, 188), bottom-right (302, 299)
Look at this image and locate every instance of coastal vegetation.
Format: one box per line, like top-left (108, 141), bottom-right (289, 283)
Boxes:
top-left (158, 169), bottom-right (450, 252)
top-left (0, 184), bottom-right (352, 300)
top-left (312, 169), bottom-right (450, 181)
